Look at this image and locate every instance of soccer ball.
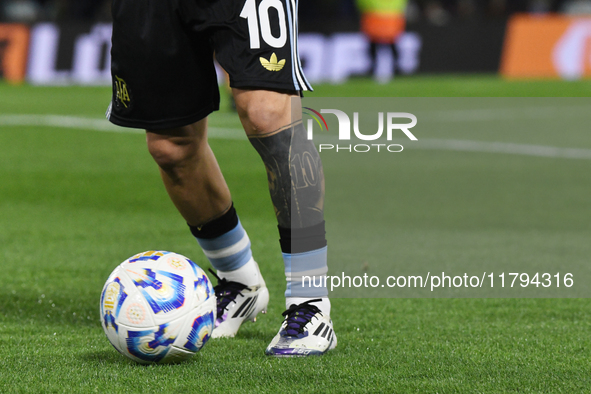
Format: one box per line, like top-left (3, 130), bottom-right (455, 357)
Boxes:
top-left (100, 251), bottom-right (215, 364)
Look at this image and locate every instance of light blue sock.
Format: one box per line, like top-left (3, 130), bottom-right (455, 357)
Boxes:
top-left (283, 246), bottom-right (328, 298)
top-left (195, 219), bottom-right (252, 272)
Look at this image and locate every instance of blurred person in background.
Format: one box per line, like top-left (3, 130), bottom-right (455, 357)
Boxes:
top-left (357, 0), bottom-right (408, 82)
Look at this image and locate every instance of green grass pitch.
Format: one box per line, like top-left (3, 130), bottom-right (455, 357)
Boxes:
top-left (1, 76), bottom-right (590, 392)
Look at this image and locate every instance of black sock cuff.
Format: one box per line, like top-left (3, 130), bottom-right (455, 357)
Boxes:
top-left (189, 203), bottom-right (239, 239)
top-left (278, 221), bottom-right (327, 254)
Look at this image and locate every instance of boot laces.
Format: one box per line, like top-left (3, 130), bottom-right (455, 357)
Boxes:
top-left (281, 299), bottom-right (322, 337)
top-left (208, 269), bottom-right (249, 319)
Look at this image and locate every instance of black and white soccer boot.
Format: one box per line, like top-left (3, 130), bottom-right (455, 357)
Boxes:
top-left (209, 269), bottom-right (269, 338)
top-left (265, 299), bottom-right (337, 357)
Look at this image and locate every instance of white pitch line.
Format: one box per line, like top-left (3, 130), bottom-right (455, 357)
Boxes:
top-left (0, 114), bottom-right (245, 139)
top-left (2, 114), bottom-right (591, 160)
top-left (418, 104), bottom-right (591, 123)
top-left (404, 138), bottom-right (591, 160)
top-left (0, 114), bottom-right (125, 132)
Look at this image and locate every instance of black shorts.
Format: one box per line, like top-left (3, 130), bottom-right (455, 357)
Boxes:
top-left (107, 0), bottom-right (311, 130)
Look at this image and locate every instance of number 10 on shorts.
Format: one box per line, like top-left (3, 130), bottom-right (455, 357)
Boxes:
top-left (240, 0), bottom-right (288, 49)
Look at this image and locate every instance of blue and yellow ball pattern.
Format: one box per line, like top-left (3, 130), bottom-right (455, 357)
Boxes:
top-left (100, 251), bottom-right (215, 364)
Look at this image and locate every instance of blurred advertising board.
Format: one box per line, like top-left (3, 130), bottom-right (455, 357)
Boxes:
top-left (1, 21), bottom-right (507, 85)
top-left (0, 24), bottom-right (29, 83)
top-left (501, 14), bottom-right (591, 80)
top-left (301, 21), bottom-right (505, 82)
top-left (26, 23), bottom-right (112, 85)
top-left (409, 21), bottom-right (506, 74)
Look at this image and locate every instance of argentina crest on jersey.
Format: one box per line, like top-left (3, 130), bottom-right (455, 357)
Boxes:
top-left (112, 75), bottom-right (132, 112)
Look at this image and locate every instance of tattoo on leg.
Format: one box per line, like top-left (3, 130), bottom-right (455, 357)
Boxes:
top-left (249, 120), bottom-right (324, 228)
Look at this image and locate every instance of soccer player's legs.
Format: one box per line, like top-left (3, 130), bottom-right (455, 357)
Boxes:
top-left (146, 122), bottom-right (269, 339)
top-left (211, 0), bottom-right (336, 356)
top-left (108, 0), bottom-right (268, 338)
top-left (146, 121), bottom-right (232, 227)
top-left (234, 90), bottom-right (335, 356)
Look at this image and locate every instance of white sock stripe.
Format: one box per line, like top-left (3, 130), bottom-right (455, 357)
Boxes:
top-left (202, 233), bottom-right (251, 260)
top-left (286, 267), bottom-right (328, 282)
